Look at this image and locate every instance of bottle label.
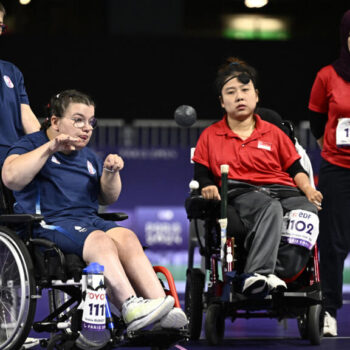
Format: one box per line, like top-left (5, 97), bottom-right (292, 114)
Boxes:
top-left (82, 274), bottom-right (106, 331)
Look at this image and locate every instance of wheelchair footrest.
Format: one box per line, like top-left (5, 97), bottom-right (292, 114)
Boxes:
top-left (33, 321), bottom-right (71, 333)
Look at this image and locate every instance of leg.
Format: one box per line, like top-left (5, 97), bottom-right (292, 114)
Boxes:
top-left (232, 190), bottom-right (283, 275)
top-left (106, 227), bottom-right (165, 299)
top-left (231, 190), bottom-right (286, 295)
top-left (82, 229), bottom-right (175, 331)
top-left (106, 227), bottom-right (188, 329)
top-left (317, 161), bottom-right (350, 317)
top-left (82, 229), bottom-right (137, 308)
top-left (276, 195), bottom-right (318, 278)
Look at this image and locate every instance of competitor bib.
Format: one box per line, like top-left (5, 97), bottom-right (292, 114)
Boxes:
top-left (281, 209), bottom-right (319, 250)
top-left (336, 118), bottom-right (350, 147)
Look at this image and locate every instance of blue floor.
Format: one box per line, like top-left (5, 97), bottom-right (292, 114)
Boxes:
top-left (27, 293), bottom-right (350, 350)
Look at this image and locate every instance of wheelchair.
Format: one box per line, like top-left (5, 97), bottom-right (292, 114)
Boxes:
top-left (184, 180), bottom-right (324, 346)
top-left (0, 180), bottom-right (188, 350)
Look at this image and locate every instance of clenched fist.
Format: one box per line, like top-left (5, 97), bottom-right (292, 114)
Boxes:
top-left (103, 154), bottom-right (124, 173)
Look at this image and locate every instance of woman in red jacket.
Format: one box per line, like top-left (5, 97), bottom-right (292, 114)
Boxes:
top-left (193, 56), bottom-right (322, 298)
top-left (308, 9), bottom-right (350, 337)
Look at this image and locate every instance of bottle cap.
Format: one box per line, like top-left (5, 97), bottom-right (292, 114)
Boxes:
top-left (83, 262), bottom-right (104, 274)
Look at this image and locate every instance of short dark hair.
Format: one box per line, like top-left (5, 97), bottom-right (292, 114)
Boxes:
top-left (41, 89), bottom-right (95, 130)
top-left (215, 57), bottom-right (258, 95)
top-left (0, 2), bottom-right (6, 15)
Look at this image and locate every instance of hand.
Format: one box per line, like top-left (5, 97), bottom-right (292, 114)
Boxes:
top-left (49, 134), bottom-right (81, 153)
top-left (201, 185), bottom-right (221, 200)
top-left (103, 154), bottom-right (124, 173)
top-left (304, 186), bottom-right (323, 210)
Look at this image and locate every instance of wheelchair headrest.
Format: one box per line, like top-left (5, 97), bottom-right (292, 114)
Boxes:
top-left (256, 107), bottom-right (295, 144)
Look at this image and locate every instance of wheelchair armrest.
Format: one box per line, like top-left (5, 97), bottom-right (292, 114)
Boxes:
top-left (98, 212), bottom-right (128, 221)
top-left (30, 237), bottom-right (58, 249)
top-left (185, 196), bottom-right (220, 220)
top-left (0, 213), bottom-right (44, 224)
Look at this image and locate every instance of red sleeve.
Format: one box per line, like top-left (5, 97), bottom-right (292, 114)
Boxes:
top-left (308, 68), bottom-right (329, 114)
top-left (192, 128), bottom-right (210, 168)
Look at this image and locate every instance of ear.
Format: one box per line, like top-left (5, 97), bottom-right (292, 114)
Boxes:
top-left (219, 95), bottom-right (225, 109)
top-left (50, 115), bottom-right (60, 131)
top-left (255, 89), bottom-right (259, 104)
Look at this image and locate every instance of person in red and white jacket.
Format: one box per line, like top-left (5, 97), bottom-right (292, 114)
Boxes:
top-left (308, 9), bottom-right (350, 337)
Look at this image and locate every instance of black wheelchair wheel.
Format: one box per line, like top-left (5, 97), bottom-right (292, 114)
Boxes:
top-left (0, 227), bottom-right (37, 350)
top-left (184, 268), bottom-right (205, 340)
top-left (204, 303), bottom-right (225, 345)
top-left (297, 312), bottom-right (308, 339)
top-left (307, 304), bottom-right (323, 345)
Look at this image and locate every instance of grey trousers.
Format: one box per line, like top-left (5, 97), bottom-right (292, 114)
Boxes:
top-left (229, 185), bottom-right (317, 275)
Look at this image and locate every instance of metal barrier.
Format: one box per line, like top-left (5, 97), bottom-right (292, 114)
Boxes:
top-left (89, 119), bottom-right (318, 151)
top-left (90, 119), bottom-right (215, 149)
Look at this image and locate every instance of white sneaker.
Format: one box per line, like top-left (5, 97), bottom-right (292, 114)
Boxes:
top-left (76, 330), bottom-right (110, 350)
top-left (122, 295), bottom-right (174, 332)
top-left (323, 311), bottom-right (337, 337)
top-left (159, 307), bottom-right (188, 329)
top-left (266, 274), bottom-right (287, 292)
top-left (241, 273), bottom-right (268, 296)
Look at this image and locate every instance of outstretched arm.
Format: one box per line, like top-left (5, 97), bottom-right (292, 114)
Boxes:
top-left (2, 134), bottom-right (81, 191)
top-left (99, 154), bottom-right (124, 205)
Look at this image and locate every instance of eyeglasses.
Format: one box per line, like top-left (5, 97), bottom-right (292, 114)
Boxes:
top-left (70, 117), bottom-right (97, 129)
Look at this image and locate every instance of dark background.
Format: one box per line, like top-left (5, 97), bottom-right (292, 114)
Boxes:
top-left (0, 0), bottom-right (349, 122)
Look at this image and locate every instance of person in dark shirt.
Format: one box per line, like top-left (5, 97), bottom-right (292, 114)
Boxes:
top-left (0, 1), bottom-right (40, 165)
top-left (2, 89), bottom-right (187, 332)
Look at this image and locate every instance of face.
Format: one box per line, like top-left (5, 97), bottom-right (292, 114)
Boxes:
top-left (220, 77), bottom-right (258, 120)
top-left (52, 102), bottom-right (95, 150)
top-left (0, 11), bottom-right (4, 36)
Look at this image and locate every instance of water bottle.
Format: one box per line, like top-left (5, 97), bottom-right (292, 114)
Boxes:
top-left (76, 262), bottom-right (110, 350)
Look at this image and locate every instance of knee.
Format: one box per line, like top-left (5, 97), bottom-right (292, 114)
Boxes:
top-left (265, 199), bottom-right (283, 217)
top-left (108, 227), bottom-right (143, 252)
top-left (304, 203), bottom-right (318, 215)
top-left (83, 230), bottom-right (117, 260)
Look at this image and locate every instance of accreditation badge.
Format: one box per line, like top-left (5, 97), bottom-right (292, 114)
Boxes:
top-left (336, 118), bottom-right (350, 147)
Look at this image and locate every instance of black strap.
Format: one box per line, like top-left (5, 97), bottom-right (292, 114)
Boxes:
top-left (227, 180), bottom-right (303, 200)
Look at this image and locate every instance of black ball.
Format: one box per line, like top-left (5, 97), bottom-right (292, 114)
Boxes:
top-left (174, 105), bottom-right (197, 127)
